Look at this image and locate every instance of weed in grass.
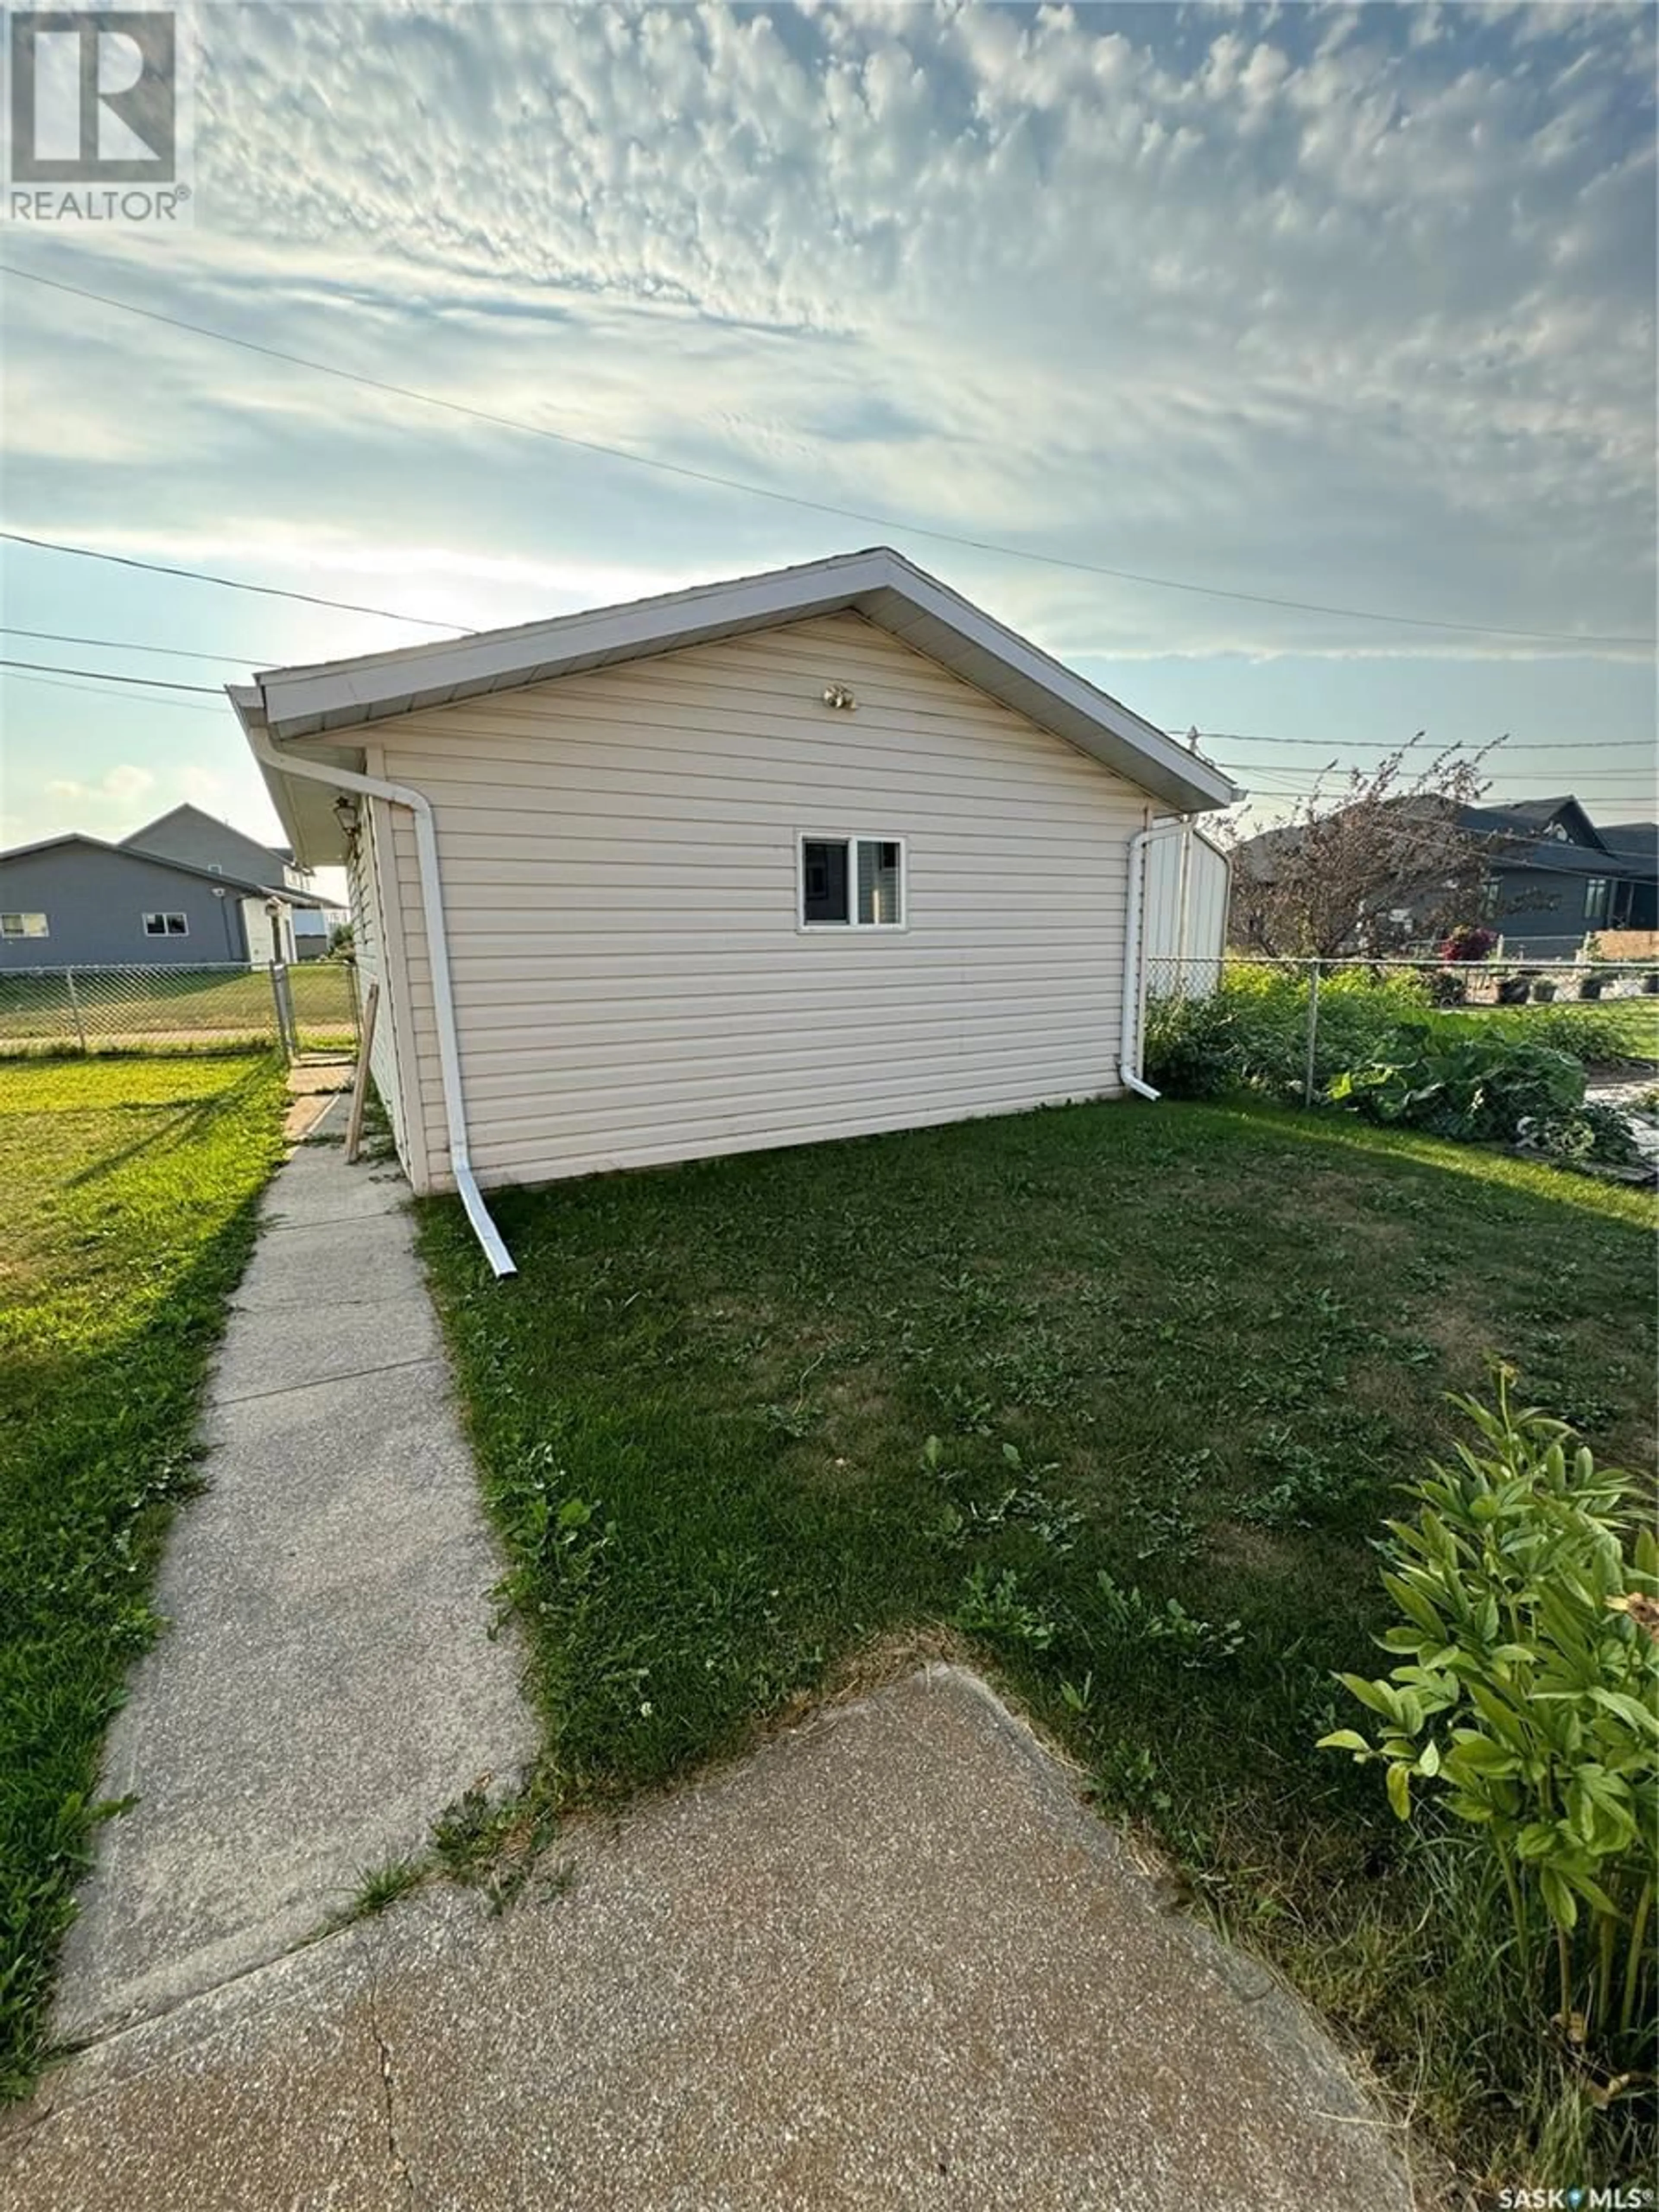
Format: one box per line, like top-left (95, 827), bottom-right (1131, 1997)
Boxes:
top-left (1089, 1571), bottom-right (1245, 1669)
top-left (955, 1564), bottom-right (1060, 1649)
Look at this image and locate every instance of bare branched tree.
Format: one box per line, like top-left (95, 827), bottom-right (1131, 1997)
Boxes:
top-left (1224, 738), bottom-right (1511, 959)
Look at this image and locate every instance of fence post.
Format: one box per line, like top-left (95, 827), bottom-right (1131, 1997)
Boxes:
top-left (268, 963), bottom-right (295, 1062)
top-left (64, 965), bottom-right (89, 1055)
top-left (1303, 958), bottom-right (1322, 1108)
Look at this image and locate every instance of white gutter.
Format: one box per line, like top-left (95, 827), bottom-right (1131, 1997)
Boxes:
top-left (239, 712), bottom-right (516, 1279)
top-left (1119, 818), bottom-right (1192, 1103)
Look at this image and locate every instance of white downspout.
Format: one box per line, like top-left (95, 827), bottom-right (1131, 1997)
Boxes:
top-left (1119, 818), bottom-right (1190, 1103)
top-left (240, 713), bottom-right (516, 1279)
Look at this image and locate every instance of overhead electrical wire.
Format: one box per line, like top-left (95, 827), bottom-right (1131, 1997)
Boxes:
top-left (3, 257), bottom-right (1653, 650)
top-left (0, 527), bottom-right (473, 633)
top-left (0, 625), bottom-right (266, 664)
top-left (3, 669), bottom-right (231, 715)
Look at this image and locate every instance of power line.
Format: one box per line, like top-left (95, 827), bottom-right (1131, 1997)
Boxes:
top-left (5, 256), bottom-right (1653, 652)
top-left (1191, 728), bottom-right (1654, 753)
top-left (1217, 762), bottom-right (1654, 786)
top-left (0, 625), bottom-right (263, 664)
top-left (2, 669), bottom-right (230, 715)
top-left (0, 528), bottom-right (474, 633)
top-left (0, 656), bottom-right (223, 694)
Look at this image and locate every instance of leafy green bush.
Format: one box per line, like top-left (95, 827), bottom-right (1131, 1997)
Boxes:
top-left (1145, 964), bottom-right (1426, 1103)
top-left (1141, 988), bottom-right (1243, 1099)
top-left (1322, 1379), bottom-right (1658, 2064)
top-left (1330, 1025), bottom-right (1586, 1145)
top-left (1522, 1103), bottom-right (1646, 1171)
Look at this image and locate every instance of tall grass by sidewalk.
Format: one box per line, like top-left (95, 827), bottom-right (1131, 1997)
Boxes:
top-left (418, 1096), bottom-right (1656, 2198)
top-left (0, 1055), bottom-right (287, 2098)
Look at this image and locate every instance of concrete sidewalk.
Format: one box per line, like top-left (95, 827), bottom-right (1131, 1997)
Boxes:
top-left (50, 1101), bottom-right (536, 2043)
top-left (4, 1667), bottom-right (1416, 2212)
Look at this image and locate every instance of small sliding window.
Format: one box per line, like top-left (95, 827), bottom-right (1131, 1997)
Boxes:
top-left (799, 837), bottom-right (905, 929)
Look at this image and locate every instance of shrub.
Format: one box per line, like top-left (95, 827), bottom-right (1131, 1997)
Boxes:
top-left (1330, 1025), bottom-right (1587, 1147)
top-left (1141, 988), bottom-right (1242, 1100)
top-left (1322, 1379), bottom-right (1658, 2065)
top-left (1145, 964), bottom-right (1426, 1103)
top-left (1521, 1103), bottom-right (1646, 1171)
top-left (1440, 925), bottom-right (1497, 962)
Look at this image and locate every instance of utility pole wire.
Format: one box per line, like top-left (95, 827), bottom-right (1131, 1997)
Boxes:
top-left (4, 257), bottom-right (1653, 649)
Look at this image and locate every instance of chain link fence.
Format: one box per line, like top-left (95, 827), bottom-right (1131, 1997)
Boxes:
top-left (1141, 954), bottom-right (1659, 1107)
top-left (0, 962), bottom-right (359, 1059)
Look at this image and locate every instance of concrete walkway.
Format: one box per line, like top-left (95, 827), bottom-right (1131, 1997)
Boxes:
top-left (6, 1669), bottom-right (1417, 2211)
top-left (49, 1100), bottom-right (536, 2044)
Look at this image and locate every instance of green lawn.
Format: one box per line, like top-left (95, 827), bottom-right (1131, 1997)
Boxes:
top-left (0, 1054), bottom-right (287, 2097)
top-left (0, 965), bottom-right (356, 1053)
top-left (419, 1098), bottom-right (1656, 2196)
top-left (1446, 992), bottom-right (1659, 1066)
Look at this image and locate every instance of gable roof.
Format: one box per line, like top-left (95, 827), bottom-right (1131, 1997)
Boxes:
top-left (1456, 801), bottom-right (1640, 877)
top-left (0, 832), bottom-right (324, 905)
top-left (241, 547), bottom-right (1237, 822)
top-left (1469, 795), bottom-right (1607, 850)
top-left (121, 802), bottom-right (299, 871)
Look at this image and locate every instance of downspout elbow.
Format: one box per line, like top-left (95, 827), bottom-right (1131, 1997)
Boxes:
top-left (240, 713), bottom-right (516, 1279)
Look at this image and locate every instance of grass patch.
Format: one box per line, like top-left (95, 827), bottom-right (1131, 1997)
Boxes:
top-left (0, 1053), bottom-right (287, 2097)
top-left (419, 1097), bottom-right (1656, 2197)
top-left (0, 965), bottom-right (356, 1055)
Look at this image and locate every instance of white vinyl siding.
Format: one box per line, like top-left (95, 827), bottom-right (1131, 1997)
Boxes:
top-left (365, 611), bottom-right (1150, 1192)
top-left (343, 796), bottom-right (413, 1170)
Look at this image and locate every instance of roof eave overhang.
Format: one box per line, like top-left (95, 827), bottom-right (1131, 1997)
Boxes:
top-left (231, 685), bottom-right (363, 870)
top-left (249, 550), bottom-right (1238, 817)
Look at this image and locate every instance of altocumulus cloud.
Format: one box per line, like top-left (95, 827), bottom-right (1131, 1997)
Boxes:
top-left (2, 0), bottom-right (1653, 661)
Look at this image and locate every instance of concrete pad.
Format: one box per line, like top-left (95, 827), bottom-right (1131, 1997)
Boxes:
top-left (10, 1670), bottom-right (1418, 2212)
top-left (51, 1138), bottom-right (537, 2047)
top-left (1, 1934), bottom-right (402, 2212)
top-left (261, 1146), bottom-right (411, 1228)
top-left (230, 1212), bottom-right (425, 1315)
top-left (212, 1283), bottom-right (439, 1402)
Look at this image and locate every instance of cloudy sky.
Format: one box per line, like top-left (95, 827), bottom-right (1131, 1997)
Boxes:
top-left (2, 0), bottom-right (1654, 861)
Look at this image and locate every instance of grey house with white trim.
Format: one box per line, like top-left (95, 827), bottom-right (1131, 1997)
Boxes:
top-left (0, 833), bottom-right (314, 968)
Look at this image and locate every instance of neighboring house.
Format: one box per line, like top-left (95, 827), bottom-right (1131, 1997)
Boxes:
top-left (1232, 794), bottom-right (1658, 960)
top-left (120, 803), bottom-right (349, 960)
top-left (0, 834), bottom-right (315, 968)
top-left (1460, 798), bottom-right (1658, 958)
top-left (236, 546), bottom-right (1235, 1230)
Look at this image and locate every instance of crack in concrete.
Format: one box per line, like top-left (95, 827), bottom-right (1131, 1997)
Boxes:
top-left (210, 1353), bottom-right (442, 1407)
top-left (365, 1968), bottom-right (416, 2209)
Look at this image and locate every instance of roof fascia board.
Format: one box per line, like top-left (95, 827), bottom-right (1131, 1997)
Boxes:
top-left (251, 548), bottom-right (1236, 814)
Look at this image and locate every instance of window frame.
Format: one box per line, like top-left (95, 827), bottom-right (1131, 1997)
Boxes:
top-left (0, 911), bottom-right (49, 940)
top-left (795, 833), bottom-right (908, 933)
top-left (1583, 877), bottom-right (1611, 925)
top-left (142, 911), bottom-right (190, 938)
